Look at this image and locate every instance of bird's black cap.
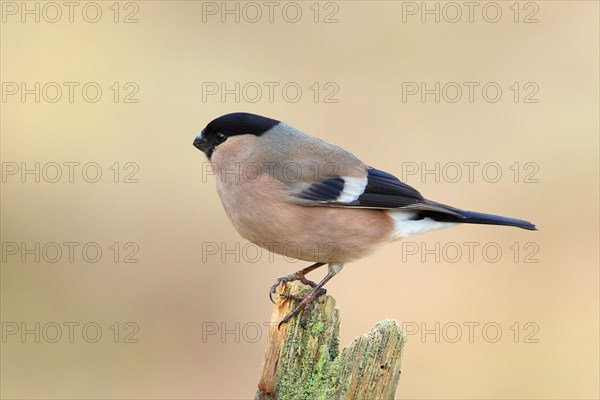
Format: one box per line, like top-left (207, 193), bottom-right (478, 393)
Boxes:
top-left (193, 112), bottom-right (280, 158)
top-left (203, 112), bottom-right (280, 138)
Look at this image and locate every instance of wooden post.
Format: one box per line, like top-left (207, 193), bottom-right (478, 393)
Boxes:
top-left (256, 281), bottom-right (406, 400)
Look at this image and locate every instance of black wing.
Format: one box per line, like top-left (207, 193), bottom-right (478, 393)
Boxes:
top-left (296, 168), bottom-right (464, 217)
top-left (294, 168), bottom-right (537, 229)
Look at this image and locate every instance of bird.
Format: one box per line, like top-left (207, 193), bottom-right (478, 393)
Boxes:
top-left (193, 112), bottom-right (536, 327)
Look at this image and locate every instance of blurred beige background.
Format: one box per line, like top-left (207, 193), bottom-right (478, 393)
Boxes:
top-left (1, 1), bottom-right (598, 399)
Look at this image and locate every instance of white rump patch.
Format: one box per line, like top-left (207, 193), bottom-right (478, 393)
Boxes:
top-left (337, 176), bottom-right (368, 203)
top-left (385, 210), bottom-right (457, 239)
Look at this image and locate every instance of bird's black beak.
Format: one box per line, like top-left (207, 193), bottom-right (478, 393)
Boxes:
top-left (193, 132), bottom-right (208, 152)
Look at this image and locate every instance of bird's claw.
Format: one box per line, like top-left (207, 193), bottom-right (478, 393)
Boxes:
top-left (268, 273), bottom-right (319, 304)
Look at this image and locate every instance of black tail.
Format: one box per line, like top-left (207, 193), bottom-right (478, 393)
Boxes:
top-left (418, 208), bottom-right (537, 230)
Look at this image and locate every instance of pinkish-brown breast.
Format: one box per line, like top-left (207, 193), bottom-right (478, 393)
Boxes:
top-left (210, 135), bottom-right (396, 263)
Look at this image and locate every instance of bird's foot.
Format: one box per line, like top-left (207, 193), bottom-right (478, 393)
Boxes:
top-left (278, 286), bottom-right (327, 329)
top-left (269, 273), bottom-right (319, 304)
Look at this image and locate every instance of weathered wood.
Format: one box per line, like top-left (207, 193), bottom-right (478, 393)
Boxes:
top-left (256, 281), bottom-right (406, 400)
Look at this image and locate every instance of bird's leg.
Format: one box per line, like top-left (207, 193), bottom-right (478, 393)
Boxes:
top-left (278, 263), bottom-right (343, 329)
top-left (269, 262), bottom-right (325, 303)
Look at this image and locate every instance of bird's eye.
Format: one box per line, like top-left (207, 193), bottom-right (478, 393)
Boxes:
top-left (215, 132), bottom-right (226, 145)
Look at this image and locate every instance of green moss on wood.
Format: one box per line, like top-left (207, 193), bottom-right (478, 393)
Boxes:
top-left (258, 283), bottom-right (405, 400)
